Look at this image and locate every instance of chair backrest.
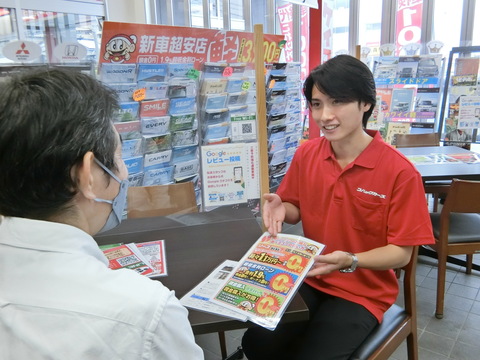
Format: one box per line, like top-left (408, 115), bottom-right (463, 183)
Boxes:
top-left (127, 182), bottom-right (198, 219)
top-left (394, 133), bottom-right (440, 148)
top-left (441, 179), bottom-right (480, 214)
top-left (351, 246), bottom-right (418, 360)
top-left (401, 246), bottom-right (418, 318)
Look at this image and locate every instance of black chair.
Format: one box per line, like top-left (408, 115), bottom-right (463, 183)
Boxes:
top-left (350, 247), bottom-right (419, 360)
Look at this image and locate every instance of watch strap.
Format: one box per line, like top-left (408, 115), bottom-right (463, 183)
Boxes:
top-left (339, 252), bottom-right (358, 273)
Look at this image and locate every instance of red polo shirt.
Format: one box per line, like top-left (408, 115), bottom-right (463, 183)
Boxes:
top-left (277, 130), bottom-right (434, 322)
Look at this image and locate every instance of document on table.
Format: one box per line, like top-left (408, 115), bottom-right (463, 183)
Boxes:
top-left (180, 259), bottom-right (248, 321)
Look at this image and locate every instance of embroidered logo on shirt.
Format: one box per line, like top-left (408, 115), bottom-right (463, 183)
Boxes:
top-left (356, 187), bottom-right (386, 199)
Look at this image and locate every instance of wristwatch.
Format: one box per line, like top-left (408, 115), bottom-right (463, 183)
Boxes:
top-left (339, 252), bottom-right (358, 273)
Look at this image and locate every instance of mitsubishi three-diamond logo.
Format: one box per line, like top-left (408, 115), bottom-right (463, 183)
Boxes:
top-left (15, 42), bottom-right (30, 55)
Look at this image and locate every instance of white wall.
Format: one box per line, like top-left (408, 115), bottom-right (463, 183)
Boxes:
top-left (105, 0), bottom-right (146, 24)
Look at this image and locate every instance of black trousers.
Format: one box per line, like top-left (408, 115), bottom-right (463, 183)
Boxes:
top-left (241, 283), bottom-right (378, 360)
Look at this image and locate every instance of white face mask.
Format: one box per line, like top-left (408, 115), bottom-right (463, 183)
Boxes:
top-left (93, 158), bottom-right (129, 233)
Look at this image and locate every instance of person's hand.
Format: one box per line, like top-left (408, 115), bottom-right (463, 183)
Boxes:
top-left (307, 251), bottom-right (354, 277)
top-left (262, 193), bottom-right (285, 237)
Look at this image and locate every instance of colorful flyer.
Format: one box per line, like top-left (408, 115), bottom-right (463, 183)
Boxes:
top-left (210, 232), bottom-right (325, 330)
top-left (102, 244), bottom-right (154, 276)
top-left (136, 240), bottom-right (168, 277)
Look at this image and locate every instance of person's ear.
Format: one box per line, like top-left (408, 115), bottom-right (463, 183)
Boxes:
top-left (74, 152), bottom-right (97, 200)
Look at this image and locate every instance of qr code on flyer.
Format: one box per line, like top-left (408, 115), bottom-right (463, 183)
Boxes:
top-left (231, 120), bottom-right (256, 141)
top-left (117, 255), bottom-right (139, 267)
top-left (241, 123), bottom-right (253, 134)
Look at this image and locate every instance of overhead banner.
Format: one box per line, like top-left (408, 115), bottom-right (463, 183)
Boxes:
top-left (100, 22), bottom-right (285, 69)
top-left (396, 0), bottom-right (423, 54)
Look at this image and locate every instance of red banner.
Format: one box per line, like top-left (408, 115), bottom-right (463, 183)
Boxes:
top-left (321, 0), bottom-right (334, 63)
top-left (278, 3), bottom-right (294, 63)
top-left (395, 0), bottom-right (423, 53)
top-left (300, 5), bottom-right (309, 80)
top-left (100, 22), bottom-right (285, 69)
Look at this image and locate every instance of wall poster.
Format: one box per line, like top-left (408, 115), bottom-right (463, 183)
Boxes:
top-left (201, 143), bottom-right (260, 207)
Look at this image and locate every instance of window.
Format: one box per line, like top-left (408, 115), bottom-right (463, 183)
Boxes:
top-left (432, 0), bottom-right (464, 57)
top-left (331, 0), bottom-right (350, 55)
top-left (191, 0), bottom-right (205, 27)
top-left (473, 0), bottom-right (480, 45)
top-left (0, 8), bottom-right (19, 63)
top-left (358, 0), bottom-right (382, 56)
top-left (21, 9), bottom-right (102, 64)
top-left (209, 0), bottom-right (223, 29)
top-left (230, 0), bottom-right (245, 30)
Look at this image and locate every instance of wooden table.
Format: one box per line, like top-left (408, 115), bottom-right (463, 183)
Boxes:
top-left (94, 206), bottom-right (309, 335)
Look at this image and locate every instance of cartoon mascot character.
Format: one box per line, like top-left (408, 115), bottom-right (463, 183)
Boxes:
top-left (104, 34), bottom-right (137, 63)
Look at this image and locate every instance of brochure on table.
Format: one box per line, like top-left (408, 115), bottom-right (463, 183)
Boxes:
top-left (181, 232), bottom-right (325, 331)
top-left (406, 152), bottom-right (480, 165)
top-left (100, 240), bottom-right (167, 277)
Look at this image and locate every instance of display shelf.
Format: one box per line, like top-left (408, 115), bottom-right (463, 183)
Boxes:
top-left (437, 46), bottom-right (480, 149)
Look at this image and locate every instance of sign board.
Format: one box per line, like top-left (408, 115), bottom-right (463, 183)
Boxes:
top-left (53, 42), bottom-right (88, 62)
top-left (99, 22), bottom-right (285, 69)
top-left (2, 40), bottom-right (42, 62)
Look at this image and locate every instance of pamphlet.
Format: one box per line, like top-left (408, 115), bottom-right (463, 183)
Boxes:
top-left (180, 260), bottom-right (248, 321)
top-left (101, 240), bottom-right (167, 277)
top-left (136, 240), bottom-right (168, 276)
top-left (405, 153), bottom-right (462, 165)
top-left (181, 232), bottom-right (325, 331)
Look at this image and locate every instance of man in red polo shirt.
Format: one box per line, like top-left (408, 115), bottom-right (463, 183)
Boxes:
top-left (242, 55), bottom-right (434, 360)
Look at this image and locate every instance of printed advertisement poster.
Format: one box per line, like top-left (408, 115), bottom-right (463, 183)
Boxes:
top-left (201, 143), bottom-right (259, 207)
top-left (458, 96), bottom-right (480, 129)
top-left (100, 22), bottom-right (284, 69)
top-left (211, 232), bottom-right (325, 330)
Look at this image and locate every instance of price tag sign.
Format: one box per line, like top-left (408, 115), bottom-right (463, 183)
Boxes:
top-left (133, 88), bottom-right (146, 102)
top-left (186, 68), bottom-right (200, 80)
top-left (241, 81), bottom-right (251, 91)
top-left (223, 66), bottom-right (233, 77)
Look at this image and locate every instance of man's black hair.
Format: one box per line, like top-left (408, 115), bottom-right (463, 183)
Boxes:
top-left (303, 54), bottom-right (377, 127)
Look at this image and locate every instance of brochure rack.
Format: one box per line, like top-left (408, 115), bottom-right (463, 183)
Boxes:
top-left (100, 62), bottom-right (202, 206)
top-left (98, 22), bottom-right (285, 214)
top-left (368, 54), bottom-right (446, 145)
top-left (437, 46), bottom-right (480, 149)
top-left (265, 62), bottom-right (303, 191)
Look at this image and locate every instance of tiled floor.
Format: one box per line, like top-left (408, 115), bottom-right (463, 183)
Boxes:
top-left (194, 217), bottom-right (480, 359)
